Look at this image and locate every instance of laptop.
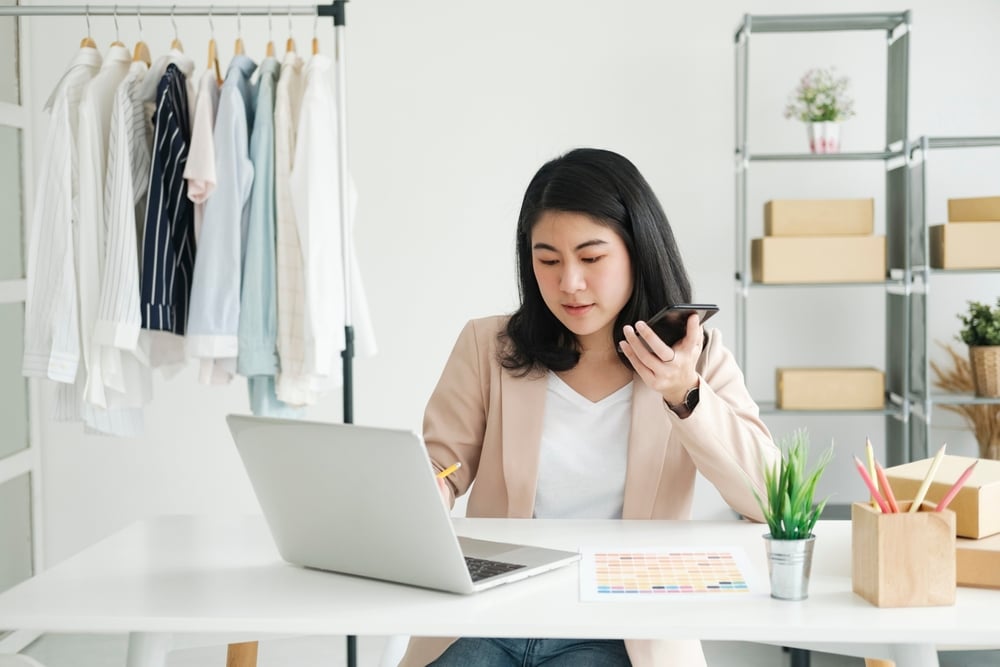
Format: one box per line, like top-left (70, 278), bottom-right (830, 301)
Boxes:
top-left (227, 415), bottom-right (580, 594)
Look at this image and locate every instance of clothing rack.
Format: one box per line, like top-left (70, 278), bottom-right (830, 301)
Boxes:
top-left (3, 3), bottom-right (360, 666)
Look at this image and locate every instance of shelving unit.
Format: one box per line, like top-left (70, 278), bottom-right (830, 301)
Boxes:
top-left (734, 12), bottom-right (912, 465)
top-left (907, 135), bottom-right (1000, 460)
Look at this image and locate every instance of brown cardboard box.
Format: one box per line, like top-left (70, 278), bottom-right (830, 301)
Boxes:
top-left (929, 222), bottom-right (1000, 269)
top-left (947, 196), bottom-right (1000, 222)
top-left (957, 533), bottom-right (1000, 589)
top-left (852, 501), bottom-right (956, 607)
top-left (776, 367), bottom-right (884, 410)
top-left (885, 455), bottom-right (1000, 539)
top-left (764, 198), bottom-right (875, 236)
top-left (750, 236), bottom-right (886, 284)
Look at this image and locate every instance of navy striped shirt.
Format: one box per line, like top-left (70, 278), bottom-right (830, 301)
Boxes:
top-left (141, 63), bottom-right (195, 333)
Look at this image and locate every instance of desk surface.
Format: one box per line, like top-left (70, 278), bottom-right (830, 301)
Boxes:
top-left (0, 516), bottom-right (997, 648)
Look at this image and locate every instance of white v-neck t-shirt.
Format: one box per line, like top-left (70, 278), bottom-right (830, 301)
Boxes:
top-left (533, 371), bottom-right (633, 519)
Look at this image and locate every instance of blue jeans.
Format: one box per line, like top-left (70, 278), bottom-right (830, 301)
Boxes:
top-left (427, 637), bottom-right (631, 667)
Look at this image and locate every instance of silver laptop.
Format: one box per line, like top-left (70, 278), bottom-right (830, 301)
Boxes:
top-left (227, 415), bottom-right (580, 594)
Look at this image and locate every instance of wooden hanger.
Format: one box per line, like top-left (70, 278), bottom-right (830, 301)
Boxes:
top-left (110, 8), bottom-right (125, 47)
top-left (207, 39), bottom-right (222, 84)
top-left (170, 7), bottom-right (183, 52)
top-left (234, 7), bottom-right (244, 55)
top-left (264, 9), bottom-right (275, 57)
top-left (234, 37), bottom-right (245, 56)
top-left (132, 8), bottom-right (150, 64)
top-left (80, 8), bottom-right (96, 48)
top-left (266, 40), bottom-right (275, 57)
top-left (285, 9), bottom-right (296, 54)
top-left (311, 13), bottom-right (319, 54)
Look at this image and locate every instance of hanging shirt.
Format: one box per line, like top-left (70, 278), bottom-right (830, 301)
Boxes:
top-left (273, 51), bottom-right (312, 406)
top-left (140, 63), bottom-right (196, 339)
top-left (186, 55), bottom-right (257, 384)
top-left (22, 46), bottom-right (101, 386)
top-left (76, 44), bottom-right (131, 412)
top-left (237, 57), bottom-right (300, 417)
top-left (92, 59), bottom-right (154, 409)
top-left (289, 54), bottom-right (377, 393)
top-left (184, 70), bottom-right (221, 244)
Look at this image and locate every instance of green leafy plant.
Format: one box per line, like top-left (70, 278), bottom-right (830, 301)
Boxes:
top-left (752, 429), bottom-right (833, 540)
top-left (783, 67), bottom-right (856, 123)
top-left (958, 298), bottom-right (1000, 347)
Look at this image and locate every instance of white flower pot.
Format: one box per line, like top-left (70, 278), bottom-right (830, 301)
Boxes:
top-left (807, 121), bottom-right (841, 154)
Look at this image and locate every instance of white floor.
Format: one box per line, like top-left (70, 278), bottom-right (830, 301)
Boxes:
top-left (13, 633), bottom-right (1000, 666)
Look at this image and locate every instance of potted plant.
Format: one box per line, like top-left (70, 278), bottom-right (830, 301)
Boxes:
top-left (958, 298), bottom-right (1000, 398)
top-left (783, 66), bottom-right (856, 154)
top-left (752, 429), bottom-right (833, 600)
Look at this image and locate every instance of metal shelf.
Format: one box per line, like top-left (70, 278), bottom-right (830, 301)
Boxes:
top-left (742, 280), bottom-right (897, 289)
top-left (735, 12), bottom-right (910, 38)
top-left (921, 393), bottom-right (1000, 407)
top-left (744, 150), bottom-right (902, 162)
top-left (757, 402), bottom-right (904, 417)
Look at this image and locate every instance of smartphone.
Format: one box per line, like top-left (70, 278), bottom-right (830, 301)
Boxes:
top-left (643, 303), bottom-right (720, 347)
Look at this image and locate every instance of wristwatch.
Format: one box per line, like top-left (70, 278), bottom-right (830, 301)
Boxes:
top-left (668, 384), bottom-right (700, 418)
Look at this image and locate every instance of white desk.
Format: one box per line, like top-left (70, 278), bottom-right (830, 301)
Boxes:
top-left (0, 516), bottom-right (997, 667)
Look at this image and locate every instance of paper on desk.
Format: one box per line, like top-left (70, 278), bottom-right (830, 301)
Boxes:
top-left (579, 546), bottom-right (765, 602)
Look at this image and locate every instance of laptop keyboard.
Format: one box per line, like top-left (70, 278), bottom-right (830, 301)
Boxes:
top-left (464, 556), bottom-right (526, 582)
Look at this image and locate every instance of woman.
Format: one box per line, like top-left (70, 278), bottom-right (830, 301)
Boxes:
top-left (400, 148), bottom-right (779, 667)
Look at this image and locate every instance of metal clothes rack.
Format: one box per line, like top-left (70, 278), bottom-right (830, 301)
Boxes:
top-left (1, 3), bottom-right (360, 666)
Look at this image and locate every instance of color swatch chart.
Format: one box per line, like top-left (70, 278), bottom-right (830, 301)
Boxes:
top-left (579, 546), bottom-right (761, 602)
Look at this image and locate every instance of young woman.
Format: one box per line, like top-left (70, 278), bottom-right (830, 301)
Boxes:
top-left (400, 148), bottom-right (780, 667)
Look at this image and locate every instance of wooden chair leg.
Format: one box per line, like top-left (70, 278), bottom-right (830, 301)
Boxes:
top-left (226, 641), bottom-right (259, 667)
top-left (864, 660), bottom-right (896, 667)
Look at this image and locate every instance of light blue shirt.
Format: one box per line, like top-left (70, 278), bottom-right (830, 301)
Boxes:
top-left (186, 56), bottom-right (256, 365)
top-left (238, 57), bottom-right (301, 417)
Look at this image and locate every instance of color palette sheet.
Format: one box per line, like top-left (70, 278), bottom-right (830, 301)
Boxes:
top-left (579, 546), bottom-right (764, 601)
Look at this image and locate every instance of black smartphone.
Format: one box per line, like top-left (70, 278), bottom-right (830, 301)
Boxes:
top-left (643, 303), bottom-right (720, 347)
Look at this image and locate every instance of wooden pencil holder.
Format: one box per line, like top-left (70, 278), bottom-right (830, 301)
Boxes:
top-left (851, 500), bottom-right (956, 607)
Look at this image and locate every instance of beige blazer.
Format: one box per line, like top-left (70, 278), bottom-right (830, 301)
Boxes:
top-left (400, 316), bottom-right (779, 667)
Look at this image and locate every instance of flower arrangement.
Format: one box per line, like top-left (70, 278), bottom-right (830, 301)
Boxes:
top-left (957, 298), bottom-right (1000, 346)
top-left (753, 429), bottom-right (833, 540)
top-left (783, 67), bottom-right (856, 123)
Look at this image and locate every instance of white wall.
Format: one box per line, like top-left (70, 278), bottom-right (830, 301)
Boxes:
top-left (18, 0), bottom-right (1000, 565)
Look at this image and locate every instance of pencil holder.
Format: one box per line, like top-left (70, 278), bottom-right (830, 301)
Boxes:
top-left (851, 500), bottom-right (956, 607)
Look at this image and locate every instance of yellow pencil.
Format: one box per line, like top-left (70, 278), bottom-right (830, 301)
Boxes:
top-left (909, 443), bottom-right (947, 512)
top-left (436, 462), bottom-right (462, 479)
top-left (865, 437), bottom-right (879, 509)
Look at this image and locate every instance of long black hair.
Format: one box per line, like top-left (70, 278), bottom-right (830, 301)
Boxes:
top-left (500, 148), bottom-right (692, 375)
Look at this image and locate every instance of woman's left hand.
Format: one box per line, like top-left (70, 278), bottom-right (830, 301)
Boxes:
top-left (620, 313), bottom-right (703, 405)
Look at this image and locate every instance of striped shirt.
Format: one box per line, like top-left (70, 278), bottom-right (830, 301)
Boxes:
top-left (140, 63), bottom-right (195, 335)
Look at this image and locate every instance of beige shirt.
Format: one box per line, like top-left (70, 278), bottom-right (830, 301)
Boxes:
top-left (400, 316), bottom-right (779, 667)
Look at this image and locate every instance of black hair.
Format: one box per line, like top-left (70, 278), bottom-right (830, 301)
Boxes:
top-left (499, 147), bottom-right (692, 375)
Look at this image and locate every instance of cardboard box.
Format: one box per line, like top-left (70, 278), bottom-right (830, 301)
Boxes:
top-left (948, 196), bottom-right (1000, 222)
top-left (750, 236), bottom-right (886, 284)
top-left (929, 222), bottom-right (1000, 270)
top-left (776, 367), bottom-right (884, 410)
top-left (852, 501), bottom-right (956, 607)
top-left (764, 199), bottom-right (875, 236)
top-left (885, 455), bottom-right (1000, 539)
top-left (957, 532), bottom-right (1000, 589)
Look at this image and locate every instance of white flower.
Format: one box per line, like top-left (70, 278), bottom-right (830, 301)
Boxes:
top-left (783, 67), bottom-right (856, 123)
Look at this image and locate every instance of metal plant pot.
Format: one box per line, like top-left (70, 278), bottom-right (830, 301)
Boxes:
top-left (763, 534), bottom-right (816, 600)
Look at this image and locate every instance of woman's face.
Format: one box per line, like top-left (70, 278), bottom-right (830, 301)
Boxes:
top-left (530, 210), bottom-right (634, 351)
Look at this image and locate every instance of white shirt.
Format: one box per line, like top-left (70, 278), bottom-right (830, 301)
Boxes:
top-left (22, 46), bottom-right (101, 385)
top-left (289, 54), bottom-right (376, 393)
top-left (533, 373), bottom-right (632, 519)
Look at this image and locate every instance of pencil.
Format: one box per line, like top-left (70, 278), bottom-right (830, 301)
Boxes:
top-left (935, 459), bottom-right (978, 512)
top-left (909, 443), bottom-right (947, 512)
top-left (865, 437), bottom-right (879, 507)
top-left (436, 462), bottom-right (462, 479)
top-left (853, 456), bottom-right (891, 514)
top-left (874, 462), bottom-right (900, 513)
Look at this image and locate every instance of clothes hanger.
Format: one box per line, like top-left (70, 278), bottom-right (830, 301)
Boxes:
top-left (110, 6), bottom-right (125, 47)
top-left (265, 8), bottom-right (275, 57)
top-left (170, 5), bottom-right (184, 52)
top-left (132, 6), bottom-right (151, 64)
top-left (80, 6), bottom-right (96, 48)
top-left (285, 7), bottom-right (296, 54)
top-left (311, 12), bottom-right (319, 55)
top-left (207, 6), bottom-right (222, 84)
top-left (234, 6), bottom-right (245, 56)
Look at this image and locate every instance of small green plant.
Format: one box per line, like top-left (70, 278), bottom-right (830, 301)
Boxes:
top-left (958, 298), bottom-right (1000, 347)
top-left (752, 429), bottom-right (833, 540)
top-left (783, 67), bottom-right (856, 123)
